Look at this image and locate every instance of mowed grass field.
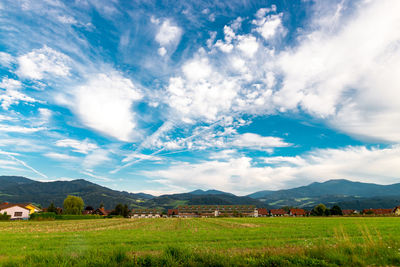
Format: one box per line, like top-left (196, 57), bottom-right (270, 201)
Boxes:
top-left (1, 217), bottom-right (400, 266)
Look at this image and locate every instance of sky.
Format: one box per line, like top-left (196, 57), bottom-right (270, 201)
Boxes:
top-left (0, 0), bottom-right (400, 196)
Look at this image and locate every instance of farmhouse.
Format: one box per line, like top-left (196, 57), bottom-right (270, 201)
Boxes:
top-left (269, 209), bottom-right (287, 216)
top-left (342, 209), bottom-right (357, 215)
top-left (0, 203), bottom-right (30, 220)
top-left (23, 203), bottom-right (42, 214)
top-left (257, 208), bottom-right (269, 217)
top-left (93, 207), bottom-right (109, 216)
top-left (289, 208), bottom-right (306, 216)
top-left (362, 208), bottom-right (393, 215)
top-left (131, 209), bottom-right (161, 218)
top-left (175, 205), bottom-right (258, 217)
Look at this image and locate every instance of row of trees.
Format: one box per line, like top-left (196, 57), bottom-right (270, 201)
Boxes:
top-left (46, 195), bottom-right (130, 217)
top-left (311, 204), bottom-right (342, 216)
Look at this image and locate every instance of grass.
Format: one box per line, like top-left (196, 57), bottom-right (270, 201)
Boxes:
top-left (1, 217), bottom-right (400, 266)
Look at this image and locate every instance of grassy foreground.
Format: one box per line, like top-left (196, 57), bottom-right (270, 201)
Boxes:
top-left (1, 217), bottom-right (400, 266)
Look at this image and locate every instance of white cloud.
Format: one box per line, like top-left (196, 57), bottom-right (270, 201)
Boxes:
top-left (273, 0), bottom-right (400, 142)
top-left (143, 145), bottom-right (400, 194)
top-left (0, 78), bottom-right (38, 109)
top-left (44, 152), bottom-right (79, 161)
top-left (16, 46), bottom-right (71, 79)
top-left (232, 133), bottom-right (290, 151)
top-left (0, 52), bottom-right (14, 67)
top-left (253, 10), bottom-right (285, 41)
top-left (0, 125), bottom-right (45, 133)
top-left (154, 19), bottom-right (182, 56)
top-left (158, 47), bottom-right (167, 56)
top-left (55, 138), bottom-right (98, 154)
top-left (82, 149), bottom-right (111, 170)
top-left (155, 19), bottom-right (182, 46)
top-left (237, 35), bottom-right (259, 57)
top-left (71, 72), bottom-right (142, 142)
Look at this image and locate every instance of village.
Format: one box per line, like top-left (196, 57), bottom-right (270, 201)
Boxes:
top-left (1, 201), bottom-right (400, 220)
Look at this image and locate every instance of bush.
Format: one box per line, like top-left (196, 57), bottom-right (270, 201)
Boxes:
top-left (55, 215), bottom-right (104, 220)
top-left (30, 212), bottom-right (56, 221)
top-left (0, 212), bottom-right (10, 221)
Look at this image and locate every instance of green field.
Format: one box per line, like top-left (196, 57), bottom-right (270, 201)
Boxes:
top-left (1, 217), bottom-right (400, 266)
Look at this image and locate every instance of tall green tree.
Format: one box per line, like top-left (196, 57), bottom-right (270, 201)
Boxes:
top-left (47, 202), bottom-right (58, 214)
top-left (312, 203), bottom-right (327, 216)
top-left (113, 203), bottom-right (130, 218)
top-left (63, 195), bottom-right (84, 215)
top-left (330, 205), bottom-right (343, 215)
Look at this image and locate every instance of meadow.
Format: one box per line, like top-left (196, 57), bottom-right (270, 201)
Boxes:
top-left (1, 217), bottom-right (400, 266)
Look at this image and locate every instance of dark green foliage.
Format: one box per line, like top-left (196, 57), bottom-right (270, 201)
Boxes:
top-left (30, 212), bottom-right (56, 221)
top-left (47, 202), bottom-right (58, 214)
top-left (63, 195), bottom-right (84, 215)
top-left (112, 204), bottom-right (130, 218)
top-left (0, 212), bottom-right (10, 220)
top-left (330, 205), bottom-right (343, 215)
top-left (312, 204), bottom-right (327, 216)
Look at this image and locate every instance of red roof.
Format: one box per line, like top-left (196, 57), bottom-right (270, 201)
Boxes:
top-left (270, 209), bottom-right (286, 215)
top-left (168, 209), bottom-right (178, 216)
top-left (257, 208), bottom-right (268, 215)
top-left (363, 209), bottom-right (392, 215)
top-left (0, 203), bottom-right (30, 211)
top-left (290, 209), bottom-right (306, 215)
top-left (342, 209), bottom-right (355, 215)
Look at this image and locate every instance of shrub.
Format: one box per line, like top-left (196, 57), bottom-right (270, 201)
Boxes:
top-left (0, 212), bottom-right (10, 221)
top-left (30, 212), bottom-right (56, 221)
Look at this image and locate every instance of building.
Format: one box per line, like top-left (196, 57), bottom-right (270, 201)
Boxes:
top-left (342, 209), bottom-right (357, 215)
top-left (22, 203), bottom-right (41, 214)
top-left (0, 203), bottom-right (30, 220)
top-left (289, 209), bottom-right (306, 216)
top-left (257, 208), bottom-right (269, 217)
top-left (362, 208), bottom-right (393, 215)
top-left (93, 207), bottom-right (109, 216)
top-left (269, 209), bottom-right (287, 216)
top-left (174, 205), bottom-right (258, 217)
top-left (167, 209), bottom-right (179, 217)
top-left (131, 209), bottom-right (161, 218)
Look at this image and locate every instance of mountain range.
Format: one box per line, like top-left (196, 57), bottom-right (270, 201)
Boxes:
top-left (1, 176), bottom-right (400, 210)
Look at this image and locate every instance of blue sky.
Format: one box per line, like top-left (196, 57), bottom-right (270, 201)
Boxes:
top-left (0, 0), bottom-right (399, 195)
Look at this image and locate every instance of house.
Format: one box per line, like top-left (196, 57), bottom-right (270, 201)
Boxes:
top-left (257, 208), bottom-right (269, 217)
top-left (269, 209), bottom-right (287, 216)
top-left (93, 207), bottom-right (109, 216)
top-left (22, 203), bottom-right (42, 214)
top-left (342, 209), bottom-right (357, 215)
top-left (167, 209), bottom-right (179, 217)
top-left (289, 208), bottom-right (306, 216)
top-left (393, 206), bottom-right (400, 216)
top-left (131, 209), bottom-right (161, 218)
top-left (362, 209), bottom-right (393, 215)
top-left (0, 203), bottom-right (30, 220)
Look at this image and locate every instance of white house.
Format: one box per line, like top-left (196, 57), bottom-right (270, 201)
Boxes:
top-left (0, 203), bottom-right (30, 220)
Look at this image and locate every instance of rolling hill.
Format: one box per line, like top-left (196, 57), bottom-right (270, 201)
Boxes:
top-left (2, 176), bottom-right (400, 210)
top-left (247, 179), bottom-right (400, 209)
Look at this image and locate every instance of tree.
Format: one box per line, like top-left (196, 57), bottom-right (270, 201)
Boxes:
top-left (312, 204), bottom-right (327, 216)
top-left (113, 203), bottom-right (130, 218)
top-left (47, 202), bottom-right (58, 214)
top-left (63, 195), bottom-right (84, 215)
top-left (330, 205), bottom-right (343, 216)
top-left (99, 202), bottom-right (104, 209)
